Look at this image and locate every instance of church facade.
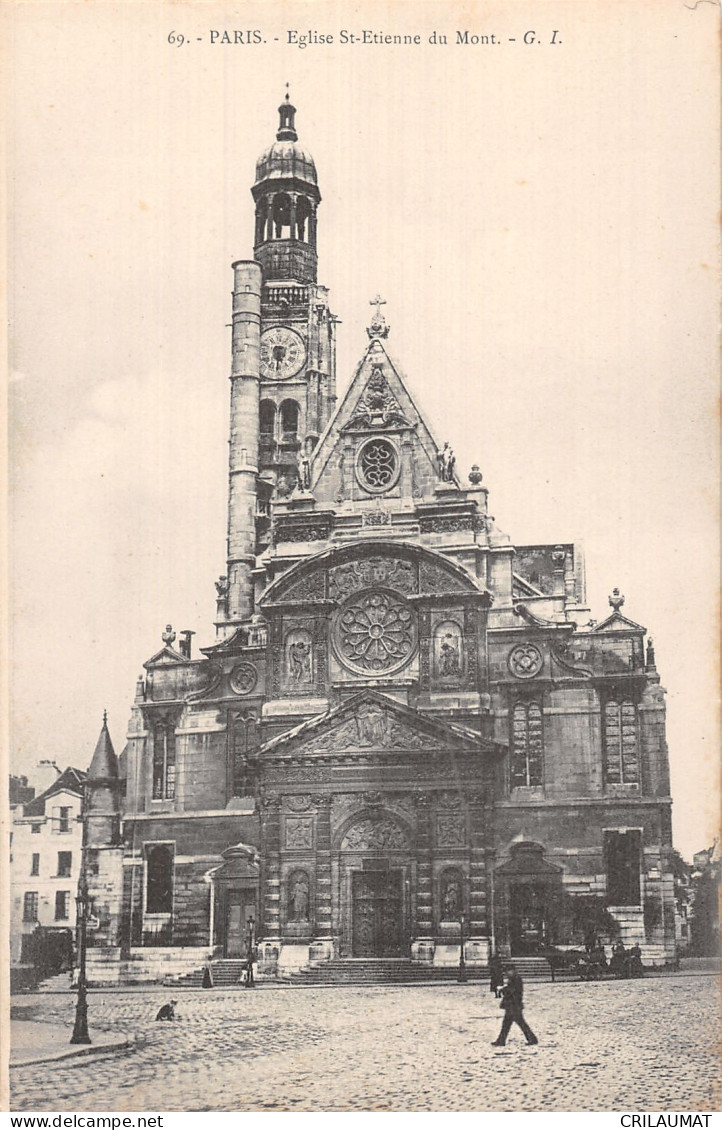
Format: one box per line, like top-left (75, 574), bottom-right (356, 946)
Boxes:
top-left (83, 97), bottom-right (676, 982)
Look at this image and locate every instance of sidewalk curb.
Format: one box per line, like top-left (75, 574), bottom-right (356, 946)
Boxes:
top-left (10, 1033), bottom-right (134, 1069)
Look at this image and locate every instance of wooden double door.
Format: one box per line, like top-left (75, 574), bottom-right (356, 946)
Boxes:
top-left (352, 870), bottom-right (403, 957)
top-left (224, 889), bottom-right (257, 958)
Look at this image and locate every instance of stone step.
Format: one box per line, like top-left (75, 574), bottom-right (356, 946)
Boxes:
top-left (167, 955), bottom-right (552, 988)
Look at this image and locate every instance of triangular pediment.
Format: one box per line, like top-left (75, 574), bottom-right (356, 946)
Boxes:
top-left (309, 338), bottom-right (449, 502)
top-left (259, 690), bottom-right (498, 758)
top-left (591, 611), bottom-right (646, 633)
top-left (143, 644), bottom-right (188, 668)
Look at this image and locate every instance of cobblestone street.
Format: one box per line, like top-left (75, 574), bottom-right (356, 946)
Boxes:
top-left (10, 975), bottom-right (720, 1112)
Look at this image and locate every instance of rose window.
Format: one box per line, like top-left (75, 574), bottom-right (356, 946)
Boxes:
top-left (334, 588), bottom-right (416, 674)
top-left (357, 438), bottom-right (399, 493)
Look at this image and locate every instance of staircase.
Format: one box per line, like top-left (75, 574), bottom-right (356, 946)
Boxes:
top-left (36, 971), bottom-right (75, 993)
top-left (168, 955), bottom-right (551, 988)
top-left (165, 959), bottom-right (247, 988)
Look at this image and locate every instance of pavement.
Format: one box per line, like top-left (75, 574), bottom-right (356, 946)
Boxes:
top-left (10, 1022), bottom-right (132, 1068)
top-left (8, 975), bottom-right (721, 1112)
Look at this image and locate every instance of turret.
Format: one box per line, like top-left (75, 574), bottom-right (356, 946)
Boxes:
top-left (85, 711), bottom-right (122, 847)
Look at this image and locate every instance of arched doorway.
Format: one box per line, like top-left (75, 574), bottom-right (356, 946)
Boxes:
top-left (495, 842), bottom-right (563, 956)
top-left (212, 843), bottom-right (259, 958)
top-left (335, 811), bottom-right (413, 958)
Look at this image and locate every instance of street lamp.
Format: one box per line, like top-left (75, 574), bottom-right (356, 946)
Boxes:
top-left (70, 867), bottom-right (91, 1044)
top-left (458, 911), bottom-right (468, 983)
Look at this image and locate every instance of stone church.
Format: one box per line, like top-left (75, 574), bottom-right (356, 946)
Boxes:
top-left (84, 96), bottom-right (676, 982)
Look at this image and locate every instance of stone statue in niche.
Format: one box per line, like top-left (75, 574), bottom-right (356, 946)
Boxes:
top-left (437, 442), bottom-right (456, 482)
top-left (296, 446), bottom-right (312, 491)
top-left (441, 873), bottom-right (461, 920)
top-left (434, 620), bottom-right (464, 680)
top-left (288, 872), bottom-right (310, 921)
top-left (286, 631), bottom-right (313, 685)
top-left (355, 702), bottom-right (389, 745)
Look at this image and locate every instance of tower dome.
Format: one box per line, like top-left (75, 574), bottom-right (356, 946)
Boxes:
top-left (251, 93), bottom-right (321, 283)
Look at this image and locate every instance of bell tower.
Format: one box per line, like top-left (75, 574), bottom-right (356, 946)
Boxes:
top-left (221, 94), bottom-right (338, 632)
top-left (251, 92), bottom-right (337, 495)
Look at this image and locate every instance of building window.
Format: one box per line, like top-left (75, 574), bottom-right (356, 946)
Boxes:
top-left (356, 437), bottom-right (400, 493)
top-left (23, 892), bottom-right (38, 921)
top-left (146, 844), bottom-right (174, 914)
top-left (55, 890), bottom-right (71, 920)
top-left (280, 398), bottom-right (299, 441)
top-left (259, 399), bottom-right (276, 441)
top-left (152, 722), bottom-right (176, 801)
top-left (31, 823), bottom-right (40, 834)
top-left (30, 853), bottom-right (40, 876)
top-left (604, 830), bottom-right (642, 906)
top-left (57, 851), bottom-right (72, 877)
top-left (56, 806), bottom-right (71, 833)
top-left (511, 701), bottom-right (544, 787)
top-left (603, 699), bottom-right (639, 784)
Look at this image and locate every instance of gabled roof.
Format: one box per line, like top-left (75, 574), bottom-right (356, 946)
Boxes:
top-left (258, 688), bottom-right (503, 758)
top-left (591, 611), bottom-right (646, 634)
top-left (23, 766), bottom-right (86, 816)
top-left (310, 336), bottom-right (448, 491)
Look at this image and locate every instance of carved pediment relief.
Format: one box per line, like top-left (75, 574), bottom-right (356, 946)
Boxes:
top-left (259, 690), bottom-right (483, 761)
top-left (341, 815), bottom-right (410, 851)
top-left (343, 364), bottom-right (411, 432)
top-left (293, 705), bottom-right (439, 754)
top-left (329, 556), bottom-right (416, 599)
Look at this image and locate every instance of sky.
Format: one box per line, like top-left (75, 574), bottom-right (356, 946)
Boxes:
top-left (7, 0), bottom-right (720, 859)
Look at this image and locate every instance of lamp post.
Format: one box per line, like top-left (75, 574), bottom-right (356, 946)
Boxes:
top-left (71, 782), bottom-right (91, 1045)
top-left (458, 911), bottom-right (468, 983)
top-left (70, 867), bottom-right (91, 1044)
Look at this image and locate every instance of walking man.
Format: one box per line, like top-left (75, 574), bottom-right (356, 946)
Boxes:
top-left (492, 964), bottom-right (538, 1046)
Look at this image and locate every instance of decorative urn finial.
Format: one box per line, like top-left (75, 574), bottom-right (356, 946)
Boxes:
top-left (608, 588), bottom-right (625, 612)
top-left (162, 624), bottom-right (176, 646)
top-left (468, 465), bottom-right (483, 485)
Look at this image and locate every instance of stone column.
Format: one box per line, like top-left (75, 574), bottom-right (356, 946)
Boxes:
top-left (411, 794), bottom-right (435, 963)
top-left (258, 795), bottom-right (281, 974)
top-left (310, 795), bottom-right (334, 961)
top-left (289, 193), bottom-right (298, 240)
top-left (467, 792), bottom-right (491, 964)
top-left (227, 260), bottom-right (261, 622)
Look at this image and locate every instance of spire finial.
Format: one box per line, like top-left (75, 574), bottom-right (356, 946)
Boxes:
top-left (277, 88), bottom-right (297, 141)
top-left (367, 294), bottom-right (390, 339)
top-left (103, 708), bottom-right (108, 726)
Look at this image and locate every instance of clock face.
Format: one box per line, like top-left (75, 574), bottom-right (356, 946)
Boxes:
top-left (259, 326), bottom-right (306, 380)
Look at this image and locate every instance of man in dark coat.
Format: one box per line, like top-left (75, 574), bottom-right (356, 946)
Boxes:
top-left (492, 965), bottom-right (538, 1046)
top-left (489, 952), bottom-right (504, 998)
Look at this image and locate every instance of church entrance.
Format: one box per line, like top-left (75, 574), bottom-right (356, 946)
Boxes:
top-left (351, 870), bottom-right (403, 957)
top-left (224, 890), bottom-right (256, 958)
top-left (509, 883), bottom-right (549, 955)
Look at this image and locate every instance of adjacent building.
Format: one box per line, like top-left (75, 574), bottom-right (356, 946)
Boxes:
top-left (10, 766), bottom-right (85, 972)
top-left (83, 96), bottom-right (677, 983)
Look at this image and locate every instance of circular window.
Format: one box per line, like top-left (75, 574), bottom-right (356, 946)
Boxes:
top-left (508, 644), bottom-right (543, 679)
top-left (356, 437), bottom-right (400, 494)
top-left (229, 662), bottom-right (258, 695)
top-left (333, 587), bottom-right (417, 675)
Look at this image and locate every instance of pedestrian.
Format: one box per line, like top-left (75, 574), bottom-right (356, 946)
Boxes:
top-left (244, 940), bottom-right (255, 988)
top-left (155, 999), bottom-right (178, 1021)
top-left (489, 951), bottom-right (504, 998)
top-left (492, 965), bottom-right (538, 1046)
